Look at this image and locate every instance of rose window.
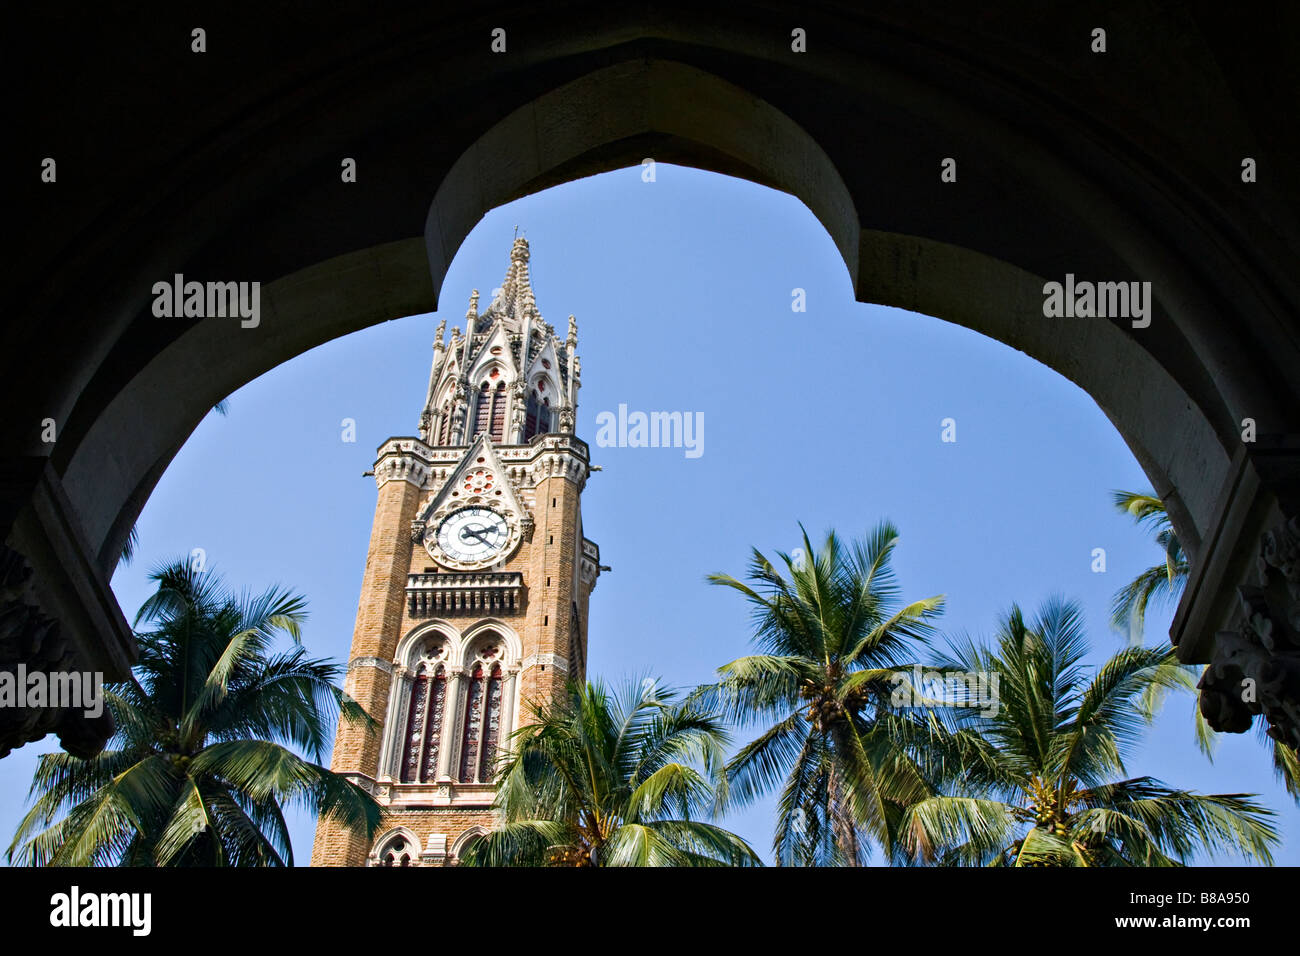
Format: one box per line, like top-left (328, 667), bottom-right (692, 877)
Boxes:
top-left (463, 468), bottom-right (495, 494)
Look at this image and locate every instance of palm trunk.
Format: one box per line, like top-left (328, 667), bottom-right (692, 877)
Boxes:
top-left (828, 766), bottom-right (862, 866)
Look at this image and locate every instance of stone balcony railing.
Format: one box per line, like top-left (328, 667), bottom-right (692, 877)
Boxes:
top-left (406, 572), bottom-right (525, 617)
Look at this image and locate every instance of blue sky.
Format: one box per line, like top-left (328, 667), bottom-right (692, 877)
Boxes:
top-left (3, 165), bottom-right (1295, 865)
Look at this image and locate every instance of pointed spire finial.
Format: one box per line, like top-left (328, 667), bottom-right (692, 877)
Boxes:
top-left (510, 234), bottom-right (529, 262)
top-left (434, 318), bottom-right (446, 350)
top-left (566, 314), bottom-right (578, 351)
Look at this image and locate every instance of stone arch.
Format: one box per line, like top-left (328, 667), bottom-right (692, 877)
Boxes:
top-left (451, 826), bottom-right (489, 864)
top-left (8, 14), bottom-right (1298, 758)
top-left (368, 827), bottom-right (423, 867)
top-left (59, 57), bottom-right (1273, 588)
top-left (394, 620), bottom-right (462, 671)
top-left (457, 619), bottom-right (522, 670)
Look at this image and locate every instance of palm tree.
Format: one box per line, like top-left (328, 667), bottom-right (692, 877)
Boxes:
top-left (460, 678), bottom-right (759, 867)
top-left (895, 597), bottom-right (1278, 866)
top-left (1109, 491), bottom-right (1188, 642)
top-left (8, 559), bottom-right (381, 866)
top-left (699, 523), bottom-right (945, 866)
top-left (1111, 490), bottom-right (1299, 799)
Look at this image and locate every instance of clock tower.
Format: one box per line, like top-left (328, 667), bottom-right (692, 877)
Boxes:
top-left (311, 237), bottom-right (601, 866)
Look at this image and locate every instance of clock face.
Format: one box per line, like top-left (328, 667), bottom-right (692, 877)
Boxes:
top-left (435, 507), bottom-right (510, 565)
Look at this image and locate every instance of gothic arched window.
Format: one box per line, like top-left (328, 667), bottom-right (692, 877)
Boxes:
top-left (474, 383), bottom-right (492, 437)
top-left (480, 664), bottom-right (504, 776)
top-left (456, 835), bottom-right (483, 865)
top-left (457, 661), bottom-right (505, 783)
top-left (391, 630), bottom-right (514, 791)
top-left (474, 380), bottom-right (508, 442)
top-left (458, 664), bottom-right (485, 782)
top-left (437, 401), bottom-right (452, 445)
top-left (524, 388), bottom-right (552, 441)
top-left (399, 662), bottom-right (447, 784)
top-left (490, 382), bottom-right (507, 442)
top-left (378, 835), bottom-right (414, 867)
top-left (524, 393), bottom-right (539, 440)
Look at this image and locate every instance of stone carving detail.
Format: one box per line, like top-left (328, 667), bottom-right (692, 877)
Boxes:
top-left (0, 545), bottom-right (115, 759)
top-left (350, 656), bottom-right (395, 675)
top-left (406, 572), bottom-right (525, 617)
top-left (1261, 518), bottom-right (1300, 621)
top-left (1199, 517), bottom-right (1300, 753)
top-left (450, 379), bottom-right (468, 443)
top-left (375, 453), bottom-right (428, 489)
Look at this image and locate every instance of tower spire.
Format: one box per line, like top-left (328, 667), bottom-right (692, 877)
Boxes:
top-left (420, 319), bottom-right (449, 440)
top-left (314, 233), bottom-right (600, 866)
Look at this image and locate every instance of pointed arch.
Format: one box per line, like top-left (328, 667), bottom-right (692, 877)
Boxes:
top-left (370, 827), bottom-right (422, 867)
top-left (490, 381), bottom-right (507, 442)
top-left (454, 624), bottom-right (518, 784)
top-left (524, 388), bottom-right (552, 441)
top-left (473, 382), bottom-right (492, 437)
top-left (395, 620), bottom-right (463, 669)
top-left (386, 622), bottom-right (461, 784)
top-left (452, 826), bottom-right (489, 863)
top-left (398, 660), bottom-right (448, 783)
top-left (436, 400), bottom-right (452, 445)
top-left (458, 618), bottom-right (522, 665)
top-left (457, 661), bottom-right (486, 783)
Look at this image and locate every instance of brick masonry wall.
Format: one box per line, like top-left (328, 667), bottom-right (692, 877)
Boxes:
top-left (314, 807), bottom-right (500, 867)
top-left (520, 472), bottom-right (582, 709)
top-left (311, 473), bottom-right (419, 866)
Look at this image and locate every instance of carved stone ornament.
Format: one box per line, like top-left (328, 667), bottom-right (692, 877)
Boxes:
top-left (1199, 517), bottom-right (1300, 753)
top-left (0, 546), bottom-right (115, 759)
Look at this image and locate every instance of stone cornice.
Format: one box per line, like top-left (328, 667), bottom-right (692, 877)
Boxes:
top-left (521, 652), bottom-right (569, 674)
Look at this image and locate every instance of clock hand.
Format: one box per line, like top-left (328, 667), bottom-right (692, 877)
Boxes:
top-left (460, 525), bottom-right (492, 546)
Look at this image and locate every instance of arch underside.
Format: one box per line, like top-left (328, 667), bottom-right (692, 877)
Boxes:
top-left (65, 58), bottom-right (1255, 573)
top-left (6, 10), bottom-right (1298, 760)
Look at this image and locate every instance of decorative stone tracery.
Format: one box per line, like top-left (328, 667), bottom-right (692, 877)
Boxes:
top-left (1199, 517), bottom-right (1300, 753)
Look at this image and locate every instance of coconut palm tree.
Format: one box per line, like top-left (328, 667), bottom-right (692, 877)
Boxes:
top-left (1111, 490), bottom-right (1299, 799)
top-left (894, 597), bottom-right (1278, 866)
top-left (699, 523), bottom-right (945, 866)
top-left (8, 559), bottom-right (381, 866)
top-left (460, 678), bottom-right (759, 867)
top-left (1110, 491), bottom-right (1188, 642)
